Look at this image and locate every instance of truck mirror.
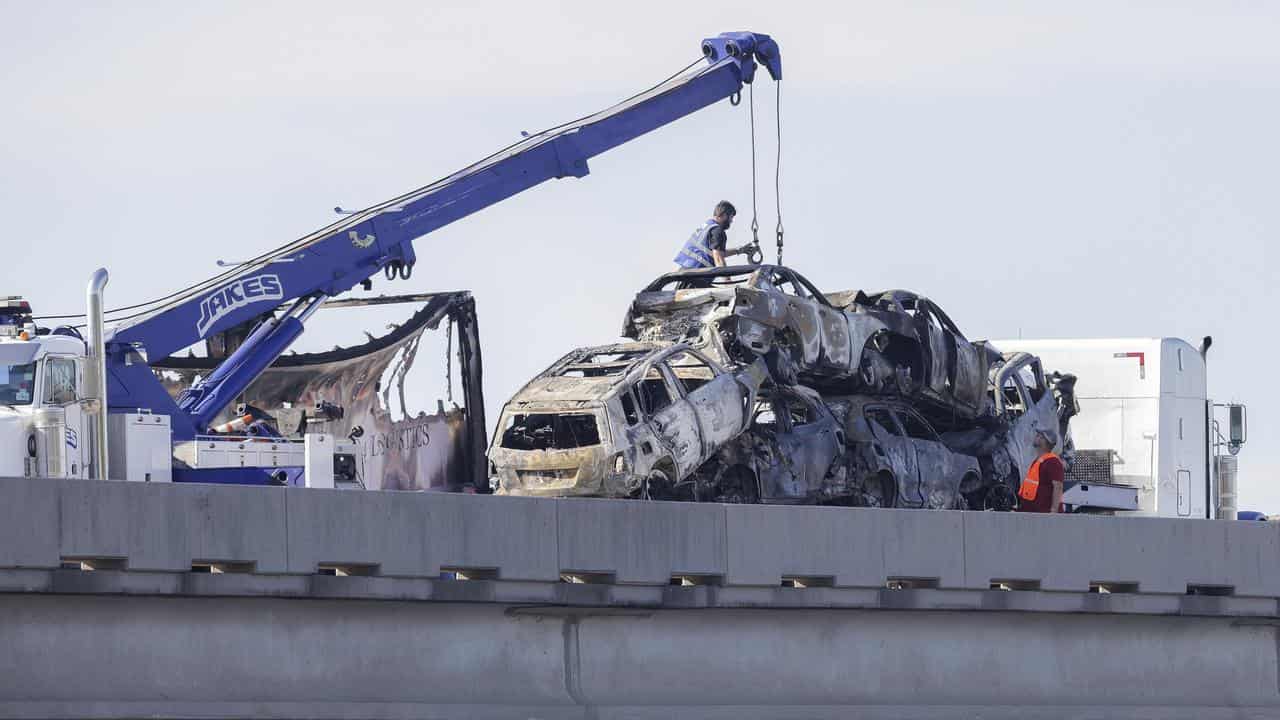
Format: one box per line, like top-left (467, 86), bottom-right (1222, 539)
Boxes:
top-left (1229, 404), bottom-right (1247, 450)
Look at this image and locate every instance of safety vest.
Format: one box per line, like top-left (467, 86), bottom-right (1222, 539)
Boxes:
top-left (673, 219), bottom-right (720, 269)
top-left (1018, 452), bottom-right (1060, 502)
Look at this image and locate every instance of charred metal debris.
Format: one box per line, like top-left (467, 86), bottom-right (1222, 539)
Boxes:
top-left (490, 264), bottom-right (1078, 510)
top-left (154, 292), bottom-right (489, 493)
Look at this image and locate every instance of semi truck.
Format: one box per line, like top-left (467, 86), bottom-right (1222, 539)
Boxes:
top-left (993, 337), bottom-right (1247, 518)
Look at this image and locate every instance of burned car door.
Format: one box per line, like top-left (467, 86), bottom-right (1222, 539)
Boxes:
top-left (780, 391), bottom-right (845, 496)
top-left (750, 397), bottom-right (805, 499)
top-left (617, 385), bottom-right (664, 481)
top-left (994, 357), bottom-right (1038, 482)
top-left (766, 267), bottom-right (825, 370)
top-left (668, 350), bottom-right (747, 454)
top-left (896, 407), bottom-right (963, 509)
top-left (918, 300), bottom-right (987, 416)
top-left (644, 361), bottom-right (702, 478)
top-left (790, 269), bottom-right (854, 373)
top-left (863, 405), bottom-right (917, 508)
top-left (911, 302), bottom-right (953, 407)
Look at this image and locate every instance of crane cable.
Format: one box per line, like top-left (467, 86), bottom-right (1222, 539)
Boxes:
top-left (747, 79), bottom-right (784, 266)
top-left (748, 82), bottom-right (760, 259)
top-left (775, 81), bottom-right (785, 266)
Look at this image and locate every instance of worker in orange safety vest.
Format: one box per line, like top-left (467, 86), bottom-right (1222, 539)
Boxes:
top-left (1016, 426), bottom-right (1064, 513)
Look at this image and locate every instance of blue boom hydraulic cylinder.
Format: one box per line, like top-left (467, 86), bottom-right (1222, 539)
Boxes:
top-left (100, 32), bottom-right (783, 438)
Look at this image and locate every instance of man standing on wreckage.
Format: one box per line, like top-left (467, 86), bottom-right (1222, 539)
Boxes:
top-left (673, 200), bottom-right (760, 269)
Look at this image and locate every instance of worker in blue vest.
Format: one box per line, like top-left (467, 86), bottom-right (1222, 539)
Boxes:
top-left (673, 201), bottom-right (756, 269)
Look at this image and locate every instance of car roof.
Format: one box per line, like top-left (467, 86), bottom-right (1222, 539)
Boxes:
top-left (508, 342), bottom-right (707, 406)
top-left (642, 264), bottom-right (771, 291)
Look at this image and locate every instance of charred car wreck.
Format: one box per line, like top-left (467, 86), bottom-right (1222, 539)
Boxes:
top-left (623, 266), bottom-right (993, 425)
top-left (493, 263), bottom-right (1078, 510)
top-left (490, 343), bottom-right (767, 498)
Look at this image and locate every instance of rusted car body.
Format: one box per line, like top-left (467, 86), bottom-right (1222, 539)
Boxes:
top-left (941, 352), bottom-right (1078, 509)
top-left (622, 266), bottom-right (991, 422)
top-left (827, 396), bottom-right (983, 510)
top-left (489, 342), bottom-right (767, 498)
top-left (698, 386), bottom-right (849, 504)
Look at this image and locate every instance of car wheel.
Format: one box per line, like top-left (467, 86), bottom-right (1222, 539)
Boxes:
top-left (717, 465), bottom-right (760, 504)
top-left (630, 466), bottom-right (675, 501)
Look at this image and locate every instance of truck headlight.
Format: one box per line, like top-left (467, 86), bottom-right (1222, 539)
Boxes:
top-left (613, 453), bottom-right (627, 474)
top-left (27, 434), bottom-right (36, 457)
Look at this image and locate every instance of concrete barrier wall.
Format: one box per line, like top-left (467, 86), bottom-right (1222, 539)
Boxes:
top-left (2, 476), bottom-right (1279, 601)
top-left (1, 594), bottom-right (1277, 718)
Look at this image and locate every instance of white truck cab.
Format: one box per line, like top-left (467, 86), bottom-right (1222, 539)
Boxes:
top-left (0, 298), bottom-right (92, 479)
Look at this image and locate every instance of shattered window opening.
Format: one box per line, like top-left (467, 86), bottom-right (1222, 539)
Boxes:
top-left (788, 397), bottom-right (817, 427)
top-left (636, 369), bottom-right (673, 416)
top-left (769, 270), bottom-right (808, 298)
top-left (499, 412), bottom-right (602, 450)
top-left (620, 391), bottom-right (641, 426)
top-left (753, 399), bottom-right (780, 431)
top-left (1017, 363), bottom-right (1047, 403)
top-left (898, 411), bottom-right (939, 442)
top-left (667, 352), bottom-right (715, 395)
top-left (866, 408), bottom-right (902, 437)
top-left (1000, 373), bottom-right (1029, 418)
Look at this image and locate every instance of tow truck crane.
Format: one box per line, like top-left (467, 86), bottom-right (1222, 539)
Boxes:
top-left (0, 32), bottom-right (783, 488)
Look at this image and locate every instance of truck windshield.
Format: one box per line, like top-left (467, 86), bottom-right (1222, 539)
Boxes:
top-left (0, 362), bottom-right (36, 405)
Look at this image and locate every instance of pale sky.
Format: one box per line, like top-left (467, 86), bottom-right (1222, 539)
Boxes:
top-left (1, 2), bottom-right (1275, 508)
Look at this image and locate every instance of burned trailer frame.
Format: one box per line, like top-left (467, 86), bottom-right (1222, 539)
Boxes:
top-left (152, 293), bottom-right (489, 493)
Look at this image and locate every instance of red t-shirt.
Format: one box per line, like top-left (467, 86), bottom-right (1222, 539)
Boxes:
top-left (1016, 455), bottom-right (1064, 513)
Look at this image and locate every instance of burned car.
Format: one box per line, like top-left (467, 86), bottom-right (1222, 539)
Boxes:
top-left (824, 289), bottom-right (995, 424)
top-left (624, 264), bottom-right (872, 387)
top-left (941, 352), bottom-right (1077, 509)
top-left (489, 342), bottom-right (767, 498)
top-left (827, 396), bottom-right (983, 510)
top-left (697, 385), bottom-right (849, 504)
top-left (622, 265), bottom-right (991, 422)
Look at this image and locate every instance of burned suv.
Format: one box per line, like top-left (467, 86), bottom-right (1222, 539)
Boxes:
top-left (623, 265), bottom-right (992, 421)
top-left (489, 343), bottom-right (766, 498)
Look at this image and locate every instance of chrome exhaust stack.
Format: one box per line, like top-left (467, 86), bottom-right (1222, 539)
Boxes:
top-left (85, 269), bottom-right (110, 480)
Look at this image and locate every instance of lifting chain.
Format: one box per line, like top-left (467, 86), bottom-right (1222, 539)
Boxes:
top-left (747, 82), bottom-right (762, 264)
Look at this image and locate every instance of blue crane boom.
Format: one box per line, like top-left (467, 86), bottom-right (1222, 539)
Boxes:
top-left (101, 31), bottom-right (782, 439)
